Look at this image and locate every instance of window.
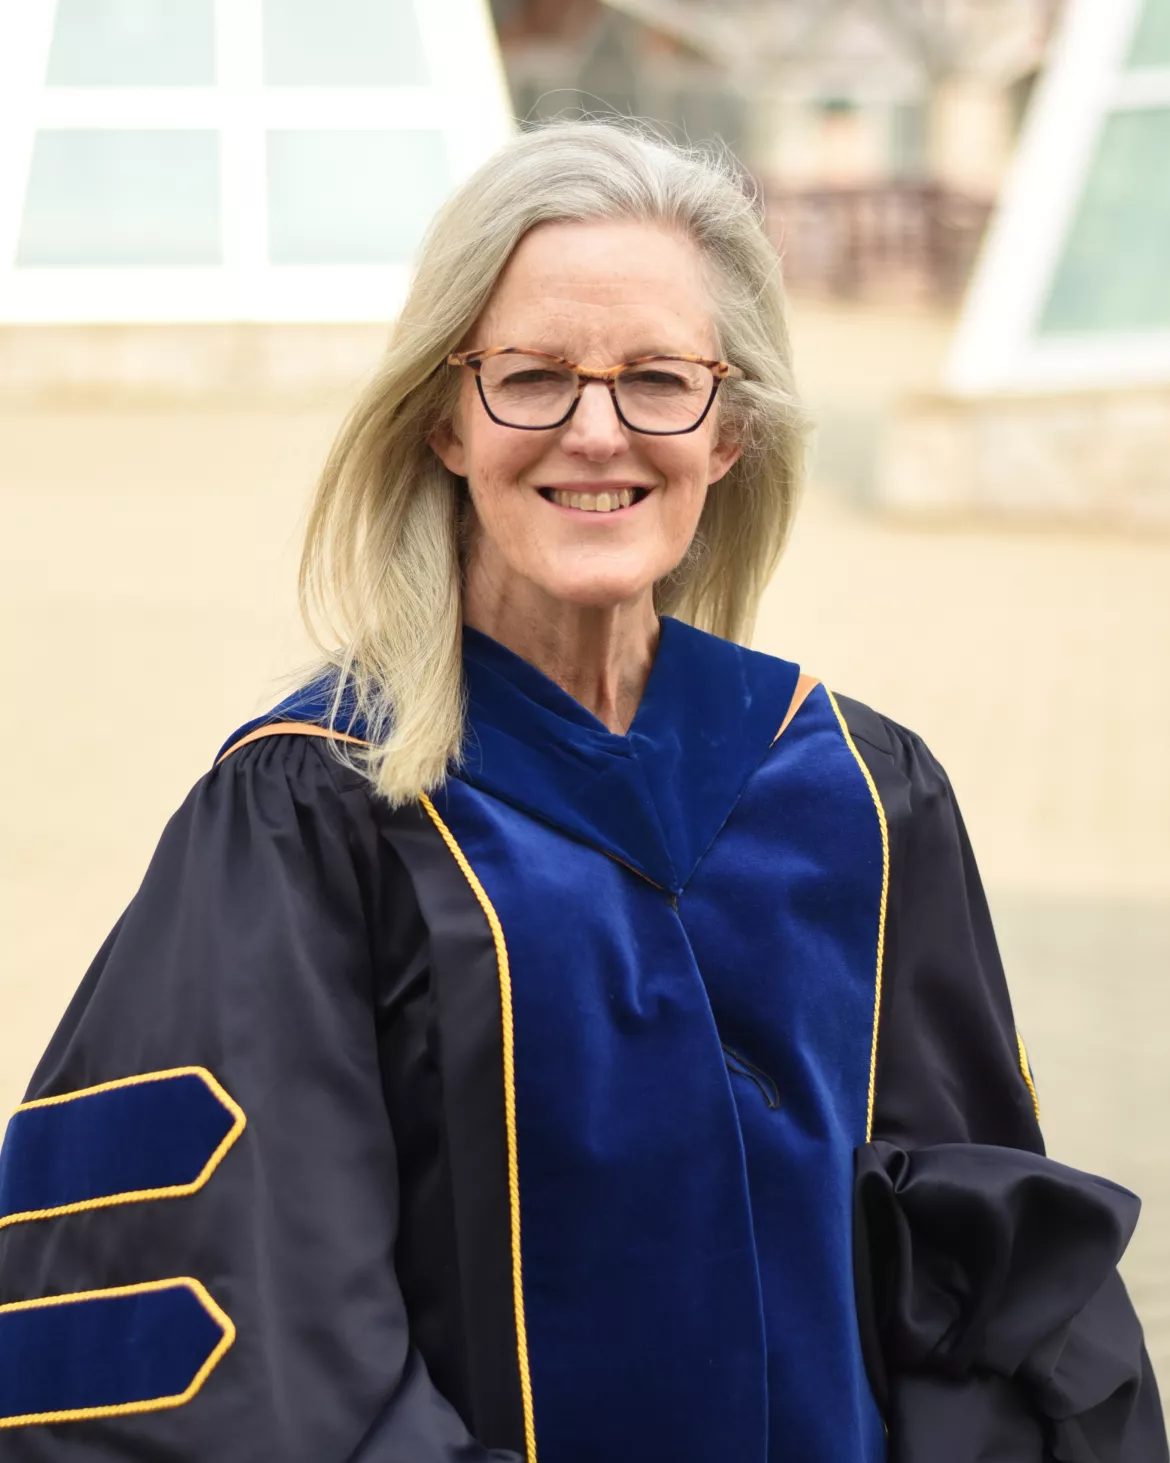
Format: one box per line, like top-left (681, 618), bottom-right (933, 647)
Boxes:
top-left (0, 0), bottom-right (511, 321)
top-left (1039, 108), bottom-right (1170, 334)
top-left (18, 130), bottom-right (220, 266)
top-left (46, 0), bottom-right (216, 86)
top-left (262, 0), bottom-right (428, 87)
top-left (948, 0), bottom-right (1170, 391)
top-left (266, 130), bottom-right (448, 264)
top-left (1128, 0), bottom-right (1170, 66)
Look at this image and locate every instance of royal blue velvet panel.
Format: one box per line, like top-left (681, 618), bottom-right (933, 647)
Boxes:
top-left (432, 775), bottom-right (770, 1463)
top-left (680, 684), bottom-right (887, 1463)
top-left (431, 625), bottom-right (888, 1462)
top-left (0, 1280), bottom-right (233, 1426)
top-left (460, 619), bottom-right (801, 892)
top-left (0, 1069), bottom-right (243, 1226)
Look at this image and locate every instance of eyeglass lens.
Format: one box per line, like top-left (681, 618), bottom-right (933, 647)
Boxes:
top-left (477, 355), bottom-right (716, 431)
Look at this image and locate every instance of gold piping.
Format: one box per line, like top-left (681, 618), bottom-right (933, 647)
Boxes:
top-left (215, 723), bottom-right (542, 1441)
top-left (0, 1068), bottom-right (246, 1231)
top-left (0, 1277), bottom-right (235, 1428)
top-left (1016, 1030), bottom-right (1041, 1122)
top-left (826, 690), bottom-right (890, 1144)
top-left (216, 721), bottom-right (370, 764)
top-left (419, 793), bottom-right (537, 1463)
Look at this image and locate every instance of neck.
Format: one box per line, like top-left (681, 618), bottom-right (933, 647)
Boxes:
top-left (463, 575), bottom-right (659, 735)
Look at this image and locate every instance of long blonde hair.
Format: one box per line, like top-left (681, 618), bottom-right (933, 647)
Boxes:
top-left (299, 120), bottom-right (809, 805)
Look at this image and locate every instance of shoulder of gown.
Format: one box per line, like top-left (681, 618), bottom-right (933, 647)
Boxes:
top-left (0, 732), bottom-right (520, 1462)
top-left (830, 695), bottom-right (1167, 1463)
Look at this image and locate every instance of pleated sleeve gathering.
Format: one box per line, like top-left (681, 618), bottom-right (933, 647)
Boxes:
top-left (842, 701), bottom-right (1168, 1463)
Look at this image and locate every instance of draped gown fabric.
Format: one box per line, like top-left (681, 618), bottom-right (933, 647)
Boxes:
top-left (0, 620), bottom-right (1162, 1462)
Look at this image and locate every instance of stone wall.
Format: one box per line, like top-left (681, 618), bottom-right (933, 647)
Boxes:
top-left (880, 386), bottom-right (1170, 529)
top-left (0, 323), bottom-right (390, 406)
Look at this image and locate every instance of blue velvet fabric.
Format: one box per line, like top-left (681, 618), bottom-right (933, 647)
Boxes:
top-left (0, 1072), bottom-right (236, 1221)
top-left (680, 684), bottom-right (886, 1460)
top-left (461, 619), bottom-right (800, 891)
top-left (431, 626), bottom-right (886, 1462)
top-left (0, 1283), bottom-right (224, 1420)
top-left (222, 619), bottom-right (887, 1461)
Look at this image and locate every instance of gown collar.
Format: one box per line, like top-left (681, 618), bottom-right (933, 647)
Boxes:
top-left (459, 618), bottom-right (800, 894)
top-left (219, 618), bottom-right (801, 896)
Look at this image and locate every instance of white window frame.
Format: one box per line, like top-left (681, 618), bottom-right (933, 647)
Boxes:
top-left (947, 0), bottom-right (1170, 394)
top-left (0, 0), bottom-right (513, 322)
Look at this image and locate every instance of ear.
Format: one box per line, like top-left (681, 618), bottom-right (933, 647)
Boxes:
top-left (707, 435), bottom-right (743, 486)
top-left (428, 417), bottom-right (468, 478)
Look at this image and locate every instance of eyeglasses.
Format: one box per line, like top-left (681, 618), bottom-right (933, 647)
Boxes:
top-left (447, 346), bottom-right (744, 435)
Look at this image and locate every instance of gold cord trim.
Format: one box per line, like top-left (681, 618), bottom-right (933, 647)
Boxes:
top-left (214, 721), bottom-right (538, 1453)
top-left (419, 793), bottom-right (537, 1463)
top-left (0, 1277), bottom-right (235, 1428)
top-left (0, 1068), bottom-right (246, 1231)
top-left (826, 690), bottom-right (890, 1144)
top-left (1016, 1030), bottom-right (1042, 1122)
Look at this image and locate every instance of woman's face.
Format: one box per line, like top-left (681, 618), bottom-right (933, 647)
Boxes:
top-left (431, 219), bottom-right (742, 615)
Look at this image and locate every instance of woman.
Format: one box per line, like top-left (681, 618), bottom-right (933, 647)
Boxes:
top-left (0, 123), bottom-right (1163, 1463)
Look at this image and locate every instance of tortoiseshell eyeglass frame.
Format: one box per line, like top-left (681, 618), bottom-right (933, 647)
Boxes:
top-left (446, 346), bottom-right (745, 435)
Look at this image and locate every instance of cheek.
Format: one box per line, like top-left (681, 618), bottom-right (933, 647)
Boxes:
top-left (650, 436), bottom-right (716, 514)
top-left (463, 418), bottom-right (540, 514)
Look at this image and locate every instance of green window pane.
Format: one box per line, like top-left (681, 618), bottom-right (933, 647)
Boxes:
top-left (262, 0), bottom-right (428, 86)
top-left (1127, 0), bottom-right (1170, 67)
top-left (1039, 108), bottom-right (1170, 334)
top-left (17, 130), bottom-right (221, 266)
top-left (46, 0), bottom-right (216, 87)
top-left (266, 130), bottom-right (450, 264)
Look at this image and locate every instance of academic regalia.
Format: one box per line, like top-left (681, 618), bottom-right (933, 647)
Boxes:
top-left (0, 617), bottom-right (1163, 1462)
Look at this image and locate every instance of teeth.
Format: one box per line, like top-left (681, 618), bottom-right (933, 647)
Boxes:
top-left (549, 488), bottom-right (637, 512)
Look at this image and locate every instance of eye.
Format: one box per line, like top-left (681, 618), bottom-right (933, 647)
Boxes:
top-left (500, 368), bottom-right (563, 386)
top-left (623, 368), bottom-right (692, 391)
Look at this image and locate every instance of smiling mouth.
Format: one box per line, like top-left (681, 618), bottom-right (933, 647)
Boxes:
top-left (538, 487), bottom-right (651, 513)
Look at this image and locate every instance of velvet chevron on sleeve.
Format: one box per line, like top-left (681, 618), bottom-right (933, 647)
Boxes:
top-left (839, 697), bottom-right (1168, 1463)
top-left (0, 738), bottom-right (521, 1463)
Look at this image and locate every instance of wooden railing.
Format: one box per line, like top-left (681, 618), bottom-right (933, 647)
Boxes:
top-left (764, 182), bottom-right (993, 300)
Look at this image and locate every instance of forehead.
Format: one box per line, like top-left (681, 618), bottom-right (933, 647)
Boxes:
top-left (473, 219), bottom-right (717, 359)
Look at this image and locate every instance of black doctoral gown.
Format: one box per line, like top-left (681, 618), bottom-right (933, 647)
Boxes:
top-left (0, 620), bottom-right (1164, 1462)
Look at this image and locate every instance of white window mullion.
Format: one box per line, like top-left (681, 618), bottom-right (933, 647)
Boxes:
top-left (947, 0), bottom-right (1156, 393)
top-left (215, 0), bottom-right (267, 315)
top-left (36, 90), bottom-right (223, 127)
top-left (415, 0), bottom-right (513, 175)
top-left (1110, 67), bottom-right (1170, 107)
top-left (0, 2), bottom-right (57, 276)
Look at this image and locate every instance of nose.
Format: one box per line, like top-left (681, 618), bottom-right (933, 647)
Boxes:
top-left (560, 380), bottom-right (629, 461)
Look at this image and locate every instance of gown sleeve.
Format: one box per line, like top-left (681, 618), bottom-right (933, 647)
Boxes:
top-left (841, 703), bottom-right (1168, 1463)
top-left (0, 737), bottom-right (520, 1462)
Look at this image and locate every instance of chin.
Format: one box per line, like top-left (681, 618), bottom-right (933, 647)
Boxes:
top-left (538, 572), bottom-right (659, 611)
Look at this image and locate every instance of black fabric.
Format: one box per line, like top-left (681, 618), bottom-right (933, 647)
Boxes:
top-left (2, 694), bottom-right (1163, 1460)
top-left (378, 811), bottom-right (525, 1455)
top-left (855, 1142), bottom-right (1165, 1463)
top-left (838, 696), bottom-right (1042, 1151)
top-left (0, 737), bottom-right (521, 1462)
top-left (840, 699), bottom-right (1167, 1462)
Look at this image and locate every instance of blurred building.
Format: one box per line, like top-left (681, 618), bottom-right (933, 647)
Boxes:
top-left (0, 0), bottom-right (511, 400)
top-left (491, 0), bottom-right (1062, 297)
top-left (882, 0), bottom-right (1170, 527)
